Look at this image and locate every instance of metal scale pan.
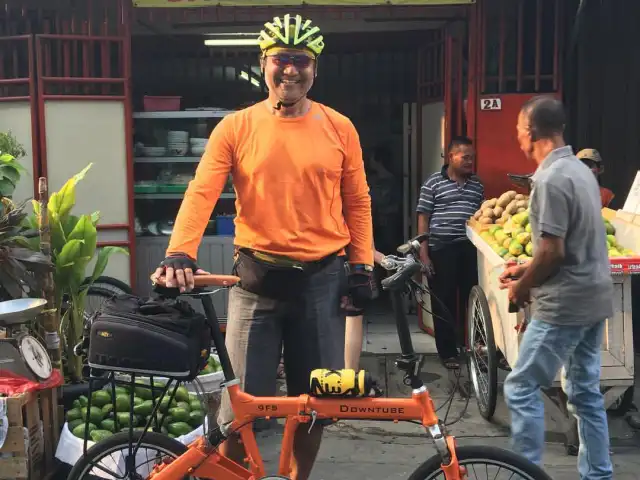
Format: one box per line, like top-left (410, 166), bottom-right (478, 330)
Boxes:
top-left (0, 298), bottom-right (53, 381)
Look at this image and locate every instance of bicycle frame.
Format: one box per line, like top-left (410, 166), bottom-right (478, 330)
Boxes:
top-left (151, 382), bottom-right (460, 480)
top-left (149, 248), bottom-right (463, 480)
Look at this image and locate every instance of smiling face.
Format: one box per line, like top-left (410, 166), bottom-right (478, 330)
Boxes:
top-left (261, 48), bottom-right (316, 105)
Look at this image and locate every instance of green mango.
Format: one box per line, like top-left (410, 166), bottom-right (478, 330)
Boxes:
top-left (90, 430), bottom-right (114, 442)
top-left (167, 422), bottom-right (193, 437)
top-left (188, 410), bottom-right (204, 428)
top-left (91, 390), bottom-right (111, 408)
top-left (72, 423), bottom-right (97, 439)
top-left (66, 408), bottom-right (82, 423)
top-left (168, 408), bottom-right (190, 423)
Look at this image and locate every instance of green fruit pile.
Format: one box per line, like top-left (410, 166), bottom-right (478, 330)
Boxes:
top-left (602, 217), bottom-right (635, 257)
top-left (479, 212), bottom-right (637, 261)
top-left (198, 355), bottom-right (222, 376)
top-left (479, 209), bottom-right (533, 262)
top-left (65, 383), bottom-right (205, 442)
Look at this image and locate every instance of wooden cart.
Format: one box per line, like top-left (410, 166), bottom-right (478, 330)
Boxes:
top-left (464, 209), bottom-right (637, 455)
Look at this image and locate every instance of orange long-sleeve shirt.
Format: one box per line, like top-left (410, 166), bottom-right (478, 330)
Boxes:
top-left (166, 101), bottom-right (374, 266)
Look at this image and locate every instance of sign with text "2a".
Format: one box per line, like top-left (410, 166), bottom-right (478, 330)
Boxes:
top-left (480, 98), bottom-right (502, 111)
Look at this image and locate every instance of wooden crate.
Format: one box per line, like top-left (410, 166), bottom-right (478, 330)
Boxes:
top-left (467, 218), bottom-right (493, 233)
top-left (0, 388), bottom-right (60, 480)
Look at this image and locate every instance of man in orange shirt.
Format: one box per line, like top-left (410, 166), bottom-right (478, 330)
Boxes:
top-left (152, 14), bottom-right (373, 480)
top-left (577, 148), bottom-right (615, 207)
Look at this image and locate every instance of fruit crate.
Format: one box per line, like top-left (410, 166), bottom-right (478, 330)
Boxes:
top-left (466, 210), bottom-right (636, 454)
top-left (0, 388), bottom-right (61, 480)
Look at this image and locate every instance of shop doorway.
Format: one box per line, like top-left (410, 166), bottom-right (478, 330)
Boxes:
top-left (128, 10), bottom-right (467, 344)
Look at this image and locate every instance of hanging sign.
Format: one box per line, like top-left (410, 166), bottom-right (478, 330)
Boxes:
top-left (134, 0), bottom-right (475, 7)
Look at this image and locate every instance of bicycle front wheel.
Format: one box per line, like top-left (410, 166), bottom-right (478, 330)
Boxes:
top-left (408, 445), bottom-right (552, 480)
top-left (67, 430), bottom-right (199, 480)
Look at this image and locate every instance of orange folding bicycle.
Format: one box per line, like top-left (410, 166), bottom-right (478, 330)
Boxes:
top-left (68, 234), bottom-right (552, 480)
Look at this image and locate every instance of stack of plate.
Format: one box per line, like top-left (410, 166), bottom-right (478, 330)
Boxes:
top-left (141, 146), bottom-right (167, 157)
top-left (189, 137), bottom-right (207, 156)
top-left (167, 130), bottom-right (189, 156)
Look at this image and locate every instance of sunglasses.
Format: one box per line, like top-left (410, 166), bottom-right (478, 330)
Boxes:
top-left (267, 53), bottom-right (313, 69)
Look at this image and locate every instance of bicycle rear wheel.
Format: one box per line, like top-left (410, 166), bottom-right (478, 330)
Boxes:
top-left (67, 430), bottom-right (200, 480)
top-left (84, 275), bottom-right (133, 295)
top-left (408, 445), bottom-right (552, 480)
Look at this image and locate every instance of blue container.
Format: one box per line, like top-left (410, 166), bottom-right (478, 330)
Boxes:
top-left (216, 215), bottom-right (235, 236)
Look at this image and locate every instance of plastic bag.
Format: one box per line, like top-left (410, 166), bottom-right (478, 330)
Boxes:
top-left (0, 369), bottom-right (64, 396)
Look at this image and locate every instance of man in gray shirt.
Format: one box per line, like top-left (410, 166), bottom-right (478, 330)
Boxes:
top-left (499, 96), bottom-right (613, 480)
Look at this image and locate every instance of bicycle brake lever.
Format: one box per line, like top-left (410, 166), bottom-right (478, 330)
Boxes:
top-left (381, 255), bottom-right (406, 270)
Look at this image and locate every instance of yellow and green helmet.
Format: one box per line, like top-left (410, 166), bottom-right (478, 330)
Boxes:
top-left (258, 14), bottom-right (325, 57)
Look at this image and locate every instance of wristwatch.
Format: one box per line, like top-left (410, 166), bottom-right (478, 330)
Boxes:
top-left (350, 264), bottom-right (374, 273)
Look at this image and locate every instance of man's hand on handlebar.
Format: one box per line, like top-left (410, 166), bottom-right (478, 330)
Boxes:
top-left (151, 253), bottom-right (209, 293)
top-left (419, 242), bottom-right (435, 278)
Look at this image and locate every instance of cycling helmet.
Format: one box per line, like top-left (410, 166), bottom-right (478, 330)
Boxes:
top-left (258, 14), bottom-right (325, 57)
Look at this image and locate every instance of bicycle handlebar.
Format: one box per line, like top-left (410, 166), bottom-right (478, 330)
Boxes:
top-left (381, 255), bottom-right (422, 291)
top-left (152, 274), bottom-right (240, 288)
top-left (396, 233), bottom-right (429, 255)
top-left (379, 233), bottom-right (429, 291)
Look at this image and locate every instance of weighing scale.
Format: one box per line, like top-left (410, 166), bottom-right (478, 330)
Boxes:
top-left (0, 298), bottom-right (52, 382)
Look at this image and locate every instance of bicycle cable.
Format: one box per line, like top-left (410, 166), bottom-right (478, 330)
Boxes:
top-left (391, 268), bottom-right (473, 427)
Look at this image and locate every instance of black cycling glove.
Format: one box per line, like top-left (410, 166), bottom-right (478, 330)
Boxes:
top-left (348, 271), bottom-right (374, 310)
top-left (159, 253), bottom-right (199, 272)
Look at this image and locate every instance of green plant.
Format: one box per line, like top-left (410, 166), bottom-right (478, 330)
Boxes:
top-left (0, 131), bottom-right (26, 159)
top-left (0, 133), bottom-right (27, 198)
top-left (0, 152), bottom-right (26, 199)
top-left (0, 197), bottom-right (52, 300)
top-left (27, 163), bottom-right (129, 382)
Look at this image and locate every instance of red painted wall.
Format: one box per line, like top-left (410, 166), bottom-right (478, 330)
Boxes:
top-left (474, 93), bottom-right (543, 200)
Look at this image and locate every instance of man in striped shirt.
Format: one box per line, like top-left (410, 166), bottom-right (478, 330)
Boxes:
top-left (416, 136), bottom-right (484, 369)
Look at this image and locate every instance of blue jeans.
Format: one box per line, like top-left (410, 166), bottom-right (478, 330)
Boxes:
top-left (504, 319), bottom-right (612, 480)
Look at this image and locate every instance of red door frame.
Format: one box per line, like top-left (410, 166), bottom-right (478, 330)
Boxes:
top-left (32, 0), bottom-right (136, 287)
top-left (466, 0), bottom-right (564, 198)
top-left (414, 20), bottom-right (467, 335)
top-left (0, 35), bottom-right (41, 198)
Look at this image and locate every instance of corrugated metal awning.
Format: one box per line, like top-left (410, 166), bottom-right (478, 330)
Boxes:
top-left (133, 0), bottom-right (474, 7)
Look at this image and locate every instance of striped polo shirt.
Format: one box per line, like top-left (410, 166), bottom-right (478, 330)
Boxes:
top-left (416, 165), bottom-right (484, 250)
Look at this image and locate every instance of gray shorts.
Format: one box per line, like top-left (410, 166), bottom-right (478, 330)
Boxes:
top-left (217, 255), bottom-right (346, 427)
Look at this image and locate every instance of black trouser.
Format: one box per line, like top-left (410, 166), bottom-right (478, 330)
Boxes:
top-left (429, 240), bottom-right (478, 360)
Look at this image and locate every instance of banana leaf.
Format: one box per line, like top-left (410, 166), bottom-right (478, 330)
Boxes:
top-left (62, 215), bottom-right (80, 237)
top-left (48, 163), bottom-right (92, 219)
top-left (50, 216), bottom-right (67, 255)
top-left (67, 215), bottom-right (97, 260)
top-left (55, 239), bottom-right (84, 271)
top-left (88, 246), bottom-right (129, 285)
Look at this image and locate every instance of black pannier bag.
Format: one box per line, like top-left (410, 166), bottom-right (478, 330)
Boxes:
top-left (87, 294), bottom-right (211, 381)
